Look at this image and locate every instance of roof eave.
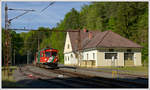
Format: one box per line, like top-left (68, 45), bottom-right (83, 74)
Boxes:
top-left (96, 46), bottom-right (143, 49)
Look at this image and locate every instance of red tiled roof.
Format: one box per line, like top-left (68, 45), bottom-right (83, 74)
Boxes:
top-left (68, 30), bottom-right (143, 51)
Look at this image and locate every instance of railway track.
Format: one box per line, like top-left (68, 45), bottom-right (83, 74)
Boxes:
top-left (21, 65), bottom-right (148, 88)
top-left (45, 68), bottom-right (148, 88)
top-left (19, 66), bottom-right (109, 88)
top-left (19, 65), bottom-right (77, 88)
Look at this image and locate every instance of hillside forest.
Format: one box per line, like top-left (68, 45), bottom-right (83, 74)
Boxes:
top-left (2, 2), bottom-right (148, 66)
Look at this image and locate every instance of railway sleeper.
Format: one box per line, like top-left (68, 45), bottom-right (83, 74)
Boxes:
top-left (23, 65), bottom-right (147, 88)
top-left (19, 67), bottom-right (77, 88)
top-left (49, 69), bottom-right (127, 88)
top-left (54, 69), bottom-right (139, 88)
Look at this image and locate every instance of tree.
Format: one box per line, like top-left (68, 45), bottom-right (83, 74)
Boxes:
top-left (63, 8), bottom-right (80, 30)
top-left (3, 2), bottom-right (148, 65)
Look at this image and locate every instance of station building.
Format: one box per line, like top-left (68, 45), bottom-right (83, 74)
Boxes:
top-left (64, 29), bottom-right (143, 67)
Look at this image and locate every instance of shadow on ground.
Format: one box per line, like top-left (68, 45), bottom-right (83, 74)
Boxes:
top-left (2, 76), bottom-right (148, 88)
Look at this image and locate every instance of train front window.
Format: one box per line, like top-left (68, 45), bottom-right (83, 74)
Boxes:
top-left (45, 52), bottom-right (51, 57)
top-left (52, 52), bottom-right (57, 56)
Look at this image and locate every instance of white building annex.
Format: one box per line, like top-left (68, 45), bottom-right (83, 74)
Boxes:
top-left (64, 29), bottom-right (143, 67)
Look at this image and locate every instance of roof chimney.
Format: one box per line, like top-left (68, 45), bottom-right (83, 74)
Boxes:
top-left (83, 28), bottom-right (87, 32)
top-left (88, 32), bottom-right (93, 40)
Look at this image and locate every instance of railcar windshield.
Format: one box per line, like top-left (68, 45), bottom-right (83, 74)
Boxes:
top-left (52, 52), bottom-right (57, 56)
top-left (45, 52), bottom-right (51, 57)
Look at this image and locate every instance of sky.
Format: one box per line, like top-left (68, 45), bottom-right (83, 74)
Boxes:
top-left (2, 1), bottom-right (90, 30)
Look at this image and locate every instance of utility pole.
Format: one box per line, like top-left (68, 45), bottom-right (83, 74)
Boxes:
top-left (3, 3), bottom-right (35, 77)
top-left (27, 50), bottom-right (29, 64)
top-left (4, 3), bottom-right (11, 77)
top-left (4, 3), bottom-right (7, 76)
top-left (78, 30), bottom-right (81, 66)
top-left (38, 32), bottom-right (40, 50)
top-left (4, 3), bottom-right (35, 66)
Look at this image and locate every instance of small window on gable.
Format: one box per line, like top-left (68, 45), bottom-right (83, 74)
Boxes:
top-left (127, 49), bottom-right (132, 52)
top-left (109, 49), bottom-right (114, 52)
top-left (67, 44), bottom-right (70, 49)
top-left (93, 53), bottom-right (95, 59)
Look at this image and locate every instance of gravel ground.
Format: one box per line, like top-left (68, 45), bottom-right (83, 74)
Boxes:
top-left (12, 68), bottom-right (68, 88)
top-left (12, 64), bottom-right (148, 88)
top-left (25, 65), bottom-right (71, 78)
top-left (13, 65), bottom-right (100, 88)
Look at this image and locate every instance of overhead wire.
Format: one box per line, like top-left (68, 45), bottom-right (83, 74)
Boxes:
top-left (9, 2), bottom-right (56, 50)
top-left (40, 2), bottom-right (55, 13)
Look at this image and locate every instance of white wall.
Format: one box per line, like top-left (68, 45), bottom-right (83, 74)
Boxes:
top-left (97, 51), bottom-right (124, 66)
top-left (134, 52), bottom-right (142, 66)
top-left (82, 50), bottom-right (97, 60)
top-left (64, 32), bottom-right (73, 53)
top-left (63, 33), bottom-right (142, 67)
top-left (64, 52), bottom-right (77, 65)
top-left (82, 50), bottom-right (97, 66)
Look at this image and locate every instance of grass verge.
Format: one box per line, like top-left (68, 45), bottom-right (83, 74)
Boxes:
top-left (2, 66), bottom-right (25, 88)
top-left (96, 66), bottom-right (148, 76)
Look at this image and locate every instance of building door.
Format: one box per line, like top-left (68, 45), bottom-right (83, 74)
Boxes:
top-left (124, 53), bottom-right (134, 66)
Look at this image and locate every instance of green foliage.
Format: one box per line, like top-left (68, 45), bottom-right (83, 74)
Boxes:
top-left (58, 8), bottom-right (80, 30)
top-left (2, 2), bottom-right (148, 65)
top-left (48, 8), bottom-right (81, 63)
top-left (107, 16), bottom-right (115, 31)
top-left (49, 32), bottom-right (66, 63)
top-left (55, 2), bottom-right (148, 64)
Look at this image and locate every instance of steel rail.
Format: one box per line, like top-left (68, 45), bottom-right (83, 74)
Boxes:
top-left (18, 65), bottom-right (77, 88)
top-left (34, 65), bottom-right (141, 88)
top-left (24, 65), bottom-right (110, 88)
top-left (57, 69), bottom-right (147, 87)
top-left (26, 65), bottom-right (148, 88)
top-left (42, 66), bottom-right (147, 88)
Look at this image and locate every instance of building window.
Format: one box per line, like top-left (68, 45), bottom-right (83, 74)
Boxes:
top-left (68, 57), bottom-right (69, 61)
top-left (71, 54), bottom-right (73, 58)
top-left (67, 44), bottom-right (70, 49)
top-left (93, 53), bottom-right (95, 59)
top-left (127, 49), bottom-right (132, 52)
top-left (87, 53), bottom-right (88, 60)
top-left (109, 49), bottom-right (114, 52)
top-left (105, 53), bottom-right (117, 59)
top-left (124, 53), bottom-right (134, 60)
